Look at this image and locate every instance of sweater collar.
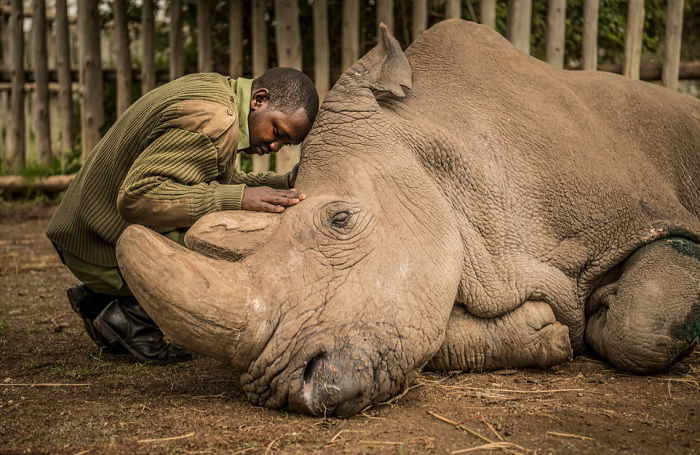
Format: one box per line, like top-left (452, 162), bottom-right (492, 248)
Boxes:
top-left (230, 77), bottom-right (253, 151)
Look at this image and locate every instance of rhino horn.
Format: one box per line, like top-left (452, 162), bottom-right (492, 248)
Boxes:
top-left (116, 224), bottom-right (271, 366)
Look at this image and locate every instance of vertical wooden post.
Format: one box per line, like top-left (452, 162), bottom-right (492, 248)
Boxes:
top-left (170, 0), bottom-right (184, 80)
top-left (55, 0), bottom-right (73, 159)
top-left (142, 0), bottom-right (156, 92)
top-left (197, 0), bottom-right (213, 72)
top-left (32, 0), bottom-right (51, 164)
top-left (114, 0), bottom-right (132, 116)
top-left (0, 9), bottom-right (8, 160)
top-left (78, 0), bottom-right (104, 159)
top-left (662, 0), bottom-right (683, 90)
top-left (412, 0), bottom-right (427, 39)
top-left (342, 0), bottom-right (359, 71)
top-left (377, 0), bottom-right (393, 35)
top-left (546, 0), bottom-right (565, 68)
top-left (8, 0), bottom-right (24, 172)
top-left (582, 0), bottom-right (598, 71)
top-left (445, 0), bottom-right (460, 19)
top-left (480, 0), bottom-right (496, 28)
top-left (251, 0), bottom-right (269, 172)
top-left (623, 0), bottom-right (644, 79)
top-left (274, 0), bottom-right (302, 174)
top-left (229, 0), bottom-right (243, 77)
top-left (313, 0), bottom-right (329, 99)
top-left (507, 0), bottom-right (532, 54)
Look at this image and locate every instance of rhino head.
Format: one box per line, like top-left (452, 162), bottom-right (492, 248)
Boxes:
top-left (116, 24), bottom-right (464, 417)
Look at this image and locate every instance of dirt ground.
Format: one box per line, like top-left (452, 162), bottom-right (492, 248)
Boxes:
top-left (1, 202), bottom-right (698, 455)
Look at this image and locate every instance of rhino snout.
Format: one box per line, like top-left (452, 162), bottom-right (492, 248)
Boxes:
top-left (290, 351), bottom-right (372, 417)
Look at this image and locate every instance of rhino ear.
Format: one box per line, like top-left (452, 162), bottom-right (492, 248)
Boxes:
top-left (366, 23), bottom-right (412, 98)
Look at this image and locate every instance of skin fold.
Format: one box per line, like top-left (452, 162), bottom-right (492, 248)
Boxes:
top-left (116, 20), bottom-right (700, 417)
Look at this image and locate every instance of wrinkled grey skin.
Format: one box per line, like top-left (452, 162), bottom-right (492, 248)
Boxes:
top-left (116, 20), bottom-right (700, 417)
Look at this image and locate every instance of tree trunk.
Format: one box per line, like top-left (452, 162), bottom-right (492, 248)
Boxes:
top-left (169, 0), bottom-right (184, 80)
top-left (412, 0), bottom-right (427, 39)
top-left (32, 0), bottom-right (50, 165)
top-left (479, 0), bottom-right (496, 28)
top-left (445, 0), bottom-right (460, 19)
top-left (229, 0), bottom-right (243, 77)
top-left (546, 0), bottom-right (565, 68)
top-left (142, 0), bottom-right (156, 92)
top-left (274, 0), bottom-right (302, 174)
top-left (78, 0), bottom-right (103, 159)
top-left (582, 0), bottom-right (598, 71)
top-left (54, 0), bottom-right (72, 160)
top-left (197, 0), bottom-right (213, 72)
top-left (251, 0), bottom-right (269, 172)
top-left (377, 0), bottom-right (393, 35)
top-left (342, 0), bottom-right (359, 71)
top-left (313, 0), bottom-right (329, 99)
top-left (623, 0), bottom-right (644, 79)
top-left (661, 0), bottom-right (683, 90)
top-left (507, 0), bottom-right (532, 54)
top-left (8, 0), bottom-right (24, 172)
top-left (113, 0), bottom-right (131, 116)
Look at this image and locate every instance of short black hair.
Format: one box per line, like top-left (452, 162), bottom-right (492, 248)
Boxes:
top-left (253, 67), bottom-right (319, 125)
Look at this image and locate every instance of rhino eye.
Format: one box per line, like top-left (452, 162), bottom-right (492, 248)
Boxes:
top-left (330, 211), bottom-right (352, 228)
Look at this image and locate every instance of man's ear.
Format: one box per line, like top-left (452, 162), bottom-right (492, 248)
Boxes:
top-left (250, 88), bottom-right (270, 111)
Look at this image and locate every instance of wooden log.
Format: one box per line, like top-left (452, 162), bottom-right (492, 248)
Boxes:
top-left (78, 0), bottom-right (103, 159)
top-left (197, 0), bottom-right (213, 72)
top-left (274, 0), bottom-right (302, 174)
top-left (342, 0), bottom-right (359, 71)
top-left (445, 0), bottom-right (460, 19)
top-left (229, 0), bottom-right (243, 77)
top-left (32, 0), bottom-right (51, 164)
top-left (251, 0), bottom-right (269, 172)
top-left (412, 0), bottom-right (427, 39)
top-left (623, 0), bottom-right (644, 79)
top-left (582, 0), bottom-right (598, 71)
top-left (0, 174), bottom-right (75, 193)
top-left (8, 0), bottom-right (24, 172)
top-left (54, 0), bottom-right (72, 158)
top-left (142, 0), bottom-right (156, 92)
top-left (507, 0), bottom-right (532, 54)
top-left (113, 0), bottom-right (131, 116)
top-left (1, 5), bottom-right (9, 67)
top-left (313, 0), bottom-right (329, 99)
top-left (479, 0), bottom-right (496, 28)
top-left (377, 0), bottom-right (393, 35)
top-left (169, 0), bottom-right (184, 80)
top-left (546, 0), bottom-right (565, 68)
top-left (662, 0), bottom-right (683, 90)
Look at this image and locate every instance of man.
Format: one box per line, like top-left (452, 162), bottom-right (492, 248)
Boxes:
top-left (46, 67), bottom-right (319, 364)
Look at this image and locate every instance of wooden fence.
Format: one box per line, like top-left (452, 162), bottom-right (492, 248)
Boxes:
top-left (0, 0), bottom-right (696, 188)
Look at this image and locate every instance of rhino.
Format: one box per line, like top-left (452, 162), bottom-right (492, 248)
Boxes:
top-left (115, 19), bottom-right (700, 417)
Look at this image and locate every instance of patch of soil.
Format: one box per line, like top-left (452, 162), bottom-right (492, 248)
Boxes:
top-left (1, 203), bottom-right (698, 454)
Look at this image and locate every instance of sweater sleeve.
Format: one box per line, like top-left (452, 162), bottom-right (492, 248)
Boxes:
top-left (229, 168), bottom-right (291, 189)
top-left (117, 128), bottom-right (246, 228)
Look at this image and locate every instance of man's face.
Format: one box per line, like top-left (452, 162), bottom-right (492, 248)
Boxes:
top-left (247, 88), bottom-right (312, 156)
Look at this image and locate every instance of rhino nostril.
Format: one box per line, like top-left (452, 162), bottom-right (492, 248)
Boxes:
top-left (303, 351), bottom-right (326, 384)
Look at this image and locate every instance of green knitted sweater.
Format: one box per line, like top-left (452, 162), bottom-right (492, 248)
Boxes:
top-left (46, 73), bottom-right (290, 268)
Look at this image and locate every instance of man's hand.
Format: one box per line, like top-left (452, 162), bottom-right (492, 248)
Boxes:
top-left (241, 186), bottom-right (306, 213)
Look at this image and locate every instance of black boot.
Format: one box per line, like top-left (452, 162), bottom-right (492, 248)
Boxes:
top-left (92, 297), bottom-right (191, 365)
top-left (66, 285), bottom-right (127, 354)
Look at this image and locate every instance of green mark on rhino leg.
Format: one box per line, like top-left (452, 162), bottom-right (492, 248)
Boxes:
top-left (663, 237), bottom-right (700, 260)
top-left (672, 303), bottom-right (700, 342)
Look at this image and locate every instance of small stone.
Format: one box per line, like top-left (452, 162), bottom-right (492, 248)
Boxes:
top-left (577, 392), bottom-right (584, 397)
top-left (628, 428), bottom-right (634, 432)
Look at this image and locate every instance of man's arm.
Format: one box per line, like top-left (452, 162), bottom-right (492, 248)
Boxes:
top-left (117, 128), bottom-right (247, 227)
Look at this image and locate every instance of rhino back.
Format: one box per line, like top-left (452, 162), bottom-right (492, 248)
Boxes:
top-left (398, 19), bottom-right (700, 345)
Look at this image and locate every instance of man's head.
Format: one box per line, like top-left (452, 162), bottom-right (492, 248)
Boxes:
top-left (248, 67), bottom-right (319, 155)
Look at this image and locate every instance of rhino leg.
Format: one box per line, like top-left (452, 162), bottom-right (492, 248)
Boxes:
top-left (585, 238), bottom-right (700, 373)
top-left (426, 300), bottom-right (572, 371)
